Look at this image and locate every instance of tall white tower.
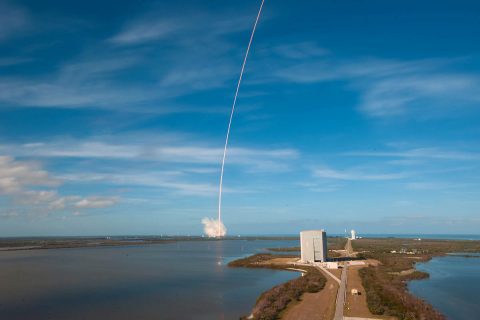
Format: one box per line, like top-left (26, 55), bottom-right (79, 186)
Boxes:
top-left (300, 230), bottom-right (327, 263)
top-left (351, 229), bottom-right (357, 240)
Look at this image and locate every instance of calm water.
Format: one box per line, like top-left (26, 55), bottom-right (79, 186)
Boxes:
top-left (408, 253), bottom-right (480, 320)
top-left (0, 240), bottom-right (300, 320)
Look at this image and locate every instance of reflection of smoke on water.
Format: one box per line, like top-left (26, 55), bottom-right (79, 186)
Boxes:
top-left (202, 217), bottom-right (227, 237)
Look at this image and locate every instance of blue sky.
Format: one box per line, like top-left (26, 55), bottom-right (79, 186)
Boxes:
top-left (1, 0), bottom-right (479, 236)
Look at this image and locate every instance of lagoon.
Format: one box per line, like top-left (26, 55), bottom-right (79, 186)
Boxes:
top-left (408, 253), bottom-right (480, 320)
top-left (0, 240), bottom-right (299, 320)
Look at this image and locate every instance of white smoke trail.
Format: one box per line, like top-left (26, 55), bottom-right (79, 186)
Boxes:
top-left (202, 217), bottom-right (227, 237)
top-left (202, 0), bottom-right (265, 238)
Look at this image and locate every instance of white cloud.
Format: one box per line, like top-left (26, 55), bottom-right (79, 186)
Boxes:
top-left (0, 155), bottom-right (119, 218)
top-left (0, 156), bottom-right (60, 194)
top-left (60, 172), bottom-right (242, 197)
top-left (359, 74), bottom-right (480, 117)
top-left (0, 55), bottom-right (149, 109)
top-left (20, 190), bottom-right (58, 204)
top-left (0, 6), bottom-right (263, 111)
top-left (109, 9), bottom-right (252, 46)
top-left (313, 165), bottom-right (407, 181)
top-left (74, 197), bottom-right (119, 209)
top-left (2, 139), bottom-right (298, 171)
top-left (109, 20), bottom-right (183, 45)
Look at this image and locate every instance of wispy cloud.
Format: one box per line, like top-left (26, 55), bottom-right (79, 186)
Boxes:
top-left (64, 172), bottom-right (220, 197)
top-left (345, 147), bottom-right (480, 161)
top-left (2, 138), bottom-right (298, 171)
top-left (109, 9), bottom-right (253, 46)
top-left (295, 181), bottom-right (340, 193)
top-left (359, 73), bottom-right (480, 117)
top-left (109, 20), bottom-right (182, 45)
top-left (313, 165), bottom-right (408, 181)
top-left (0, 7), bottom-right (259, 111)
top-left (0, 55), bottom-right (151, 109)
top-left (0, 134), bottom-right (299, 199)
top-left (74, 196), bottom-right (119, 209)
top-left (261, 49), bottom-right (480, 118)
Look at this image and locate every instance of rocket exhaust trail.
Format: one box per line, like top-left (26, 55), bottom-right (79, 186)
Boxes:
top-left (216, 0), bottom-right (265, 237)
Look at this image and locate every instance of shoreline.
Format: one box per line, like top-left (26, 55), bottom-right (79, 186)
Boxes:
top-left (228, 253), bottom-right (328, 319)
top-left (0, 236), bottom-right (303, 252)
top-left (229, 237), bottom-right (480, 320)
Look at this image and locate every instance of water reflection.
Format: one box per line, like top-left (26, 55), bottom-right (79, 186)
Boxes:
top-left (409, 254), bottom-right (480, 320)
top-left (0, 240), bottom-right (299, 320)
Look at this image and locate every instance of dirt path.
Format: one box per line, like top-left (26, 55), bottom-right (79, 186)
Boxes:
top-left (345, 265), bottom-right (395, 320)
top-left (281, 275), bottom-right (338, 320)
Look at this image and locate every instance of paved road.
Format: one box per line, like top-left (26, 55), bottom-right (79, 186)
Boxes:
top-left (333, 237), bottom-right (354, 320)
top-left (334, 262), bottom-right (348, 320)
top-left (345, 238), bottom-right (353, 256)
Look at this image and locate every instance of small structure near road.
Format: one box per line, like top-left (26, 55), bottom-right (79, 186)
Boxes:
top-left (324, 261), bottom-right (339, 269)
top-left (351, 288), bottom-right (360, 295)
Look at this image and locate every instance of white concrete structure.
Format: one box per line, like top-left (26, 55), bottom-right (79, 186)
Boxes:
top-left (350, 229), bottom-right (357, 240)
top-left (349, 261), bottom-right (365, 266)
top-left (324, 261), bottom-right (339, 269)
top-left (300, 230), bottom-right (327, 263)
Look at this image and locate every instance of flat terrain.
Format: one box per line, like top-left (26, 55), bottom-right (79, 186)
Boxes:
top-left (282, 275), bottom-right (337, 320)
top-left (351, 238), bottom-right (480, 320)
top-left (232, 237), bottom-right (480, 320)
top-left (0, 237), bottom-right (174, 250)
top-left (0, 236), bottom-right (303, 251)
top-left (345, 263), bottom-right (395, 320)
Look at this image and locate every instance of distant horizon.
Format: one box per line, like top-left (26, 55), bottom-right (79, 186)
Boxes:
top-left (2, 232), bottom-right (479, 239)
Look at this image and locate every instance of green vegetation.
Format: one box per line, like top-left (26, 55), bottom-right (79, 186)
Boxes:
top-left (0, 237), bottom-right (176, 250)
top-left (353, 238), bottom-right (480, 320)
top-left (327, 236), bottom-right (348, 250)
top-left (229, 254), bottom-right (326, 320)
top-left (267, 247), bottom-right (300, 252)
top-left (228, 253), bottom-right (297, 269)
top-left (266, 236), bottom-right (346, 254)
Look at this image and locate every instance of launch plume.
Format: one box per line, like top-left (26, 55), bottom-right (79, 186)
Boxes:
top-left (202, 0), bottom-right (265, 238)
top-left (202, 217), bottom-right (227, 237)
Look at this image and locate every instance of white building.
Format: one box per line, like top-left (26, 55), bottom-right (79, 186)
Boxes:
top-left (300, 230), bottom-right (327, 263)
top-left (351, 229), bottom-right (357, 240)
top-left (325, 261), bottom-right (339, 269)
